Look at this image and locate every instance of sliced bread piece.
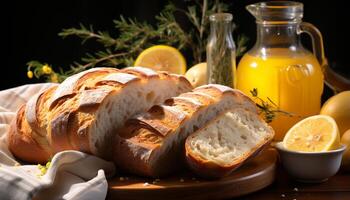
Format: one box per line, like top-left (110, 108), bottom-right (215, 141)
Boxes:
top-left (114, 84), bottom-right (258, 177)
top-left (185, 108), bottom-right (274, 178)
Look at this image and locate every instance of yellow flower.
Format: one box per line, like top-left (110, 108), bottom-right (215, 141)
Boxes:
top-left (50, 73), bottom-right (59, 83)
top-left (42, 65), bottom-right (52, 74)
top-left (27, 71), bottom-right (33, 79)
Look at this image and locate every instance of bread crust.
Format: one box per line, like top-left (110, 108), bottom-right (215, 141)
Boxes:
top-left (185, 109), bottom-right (274, 178)
top-left (8, 67), bottom-right (192, 163)
top-left (114, 84), bottom-right (259, 177)
top-left (8, 106), bottom-right (50, 163)
top-left (185, 141), bottom-right (271, 178)
top-left (49, 68), bottom-right (119, 109)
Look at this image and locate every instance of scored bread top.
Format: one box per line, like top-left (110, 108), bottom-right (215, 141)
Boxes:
top-left (114, 84), bottom-right (259, 177)
top-left (118, 84), bottom-right (258, 150)
top-left (49, 68), bottom-right (119, 109)
top-left (9, 67), bottom-right (192, 163)
top-left (47, 67), bottom-right (191, 153)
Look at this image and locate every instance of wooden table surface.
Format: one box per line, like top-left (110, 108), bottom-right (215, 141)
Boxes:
top-left (107, 149), bottom-right (349, 200)
top-left (108, 149), bottom-right (277, 200)
top-left (238, 167), bottom-right (350, 200)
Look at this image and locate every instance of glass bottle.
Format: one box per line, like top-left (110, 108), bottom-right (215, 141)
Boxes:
top-left (237, 1), bottom-right (325, 140)
top-left (207, 13), bottom-right (236, 88)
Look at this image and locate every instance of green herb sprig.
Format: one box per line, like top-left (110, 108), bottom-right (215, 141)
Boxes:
top-left (26, 0), bottom-right (248, 83)
top-left (250, 88), bottom-right (294, 123)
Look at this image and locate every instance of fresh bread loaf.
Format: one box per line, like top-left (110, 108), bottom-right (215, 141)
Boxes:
top-left (185, 108), bottom-right (274, 178)
top-left (8, 67), bottom-right (192, 163)
top-left (114, 84), bottom-right (258, 177)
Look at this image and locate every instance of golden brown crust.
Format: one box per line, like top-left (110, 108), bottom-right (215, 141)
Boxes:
top-left (114, 134), bottom-right (154, 175)
top-left (25, 93), bottom-right (43, 134)
top-left (116, 88), bottom-right (220, 147)
top-left (184, 109), bottom-right (273, 178)
top-left (49, 68), bottom-right (118, 109)
top-left (26, 85), bottom-right (58, 137)
top-left (135, 105), bottom-right (187, 137)
top-left (9, 67), bottom-right (192, 163)
top-left (49, 111), bottom-right (77, 152)
top-left (47, 70), bottom-right (144, 156)
top-left (114, 85), bottom-right (258, 177)
top-left (185, 139), bottom-right (272, 178)
top-left (69, 107), bottom-right (96, 153)
top-left (77, 88), bottom-right (114, 108)
top-left (195, 85), bottom-right (258, 114)
top-left (123, 66), bottom-right (160, 78)
top-left (11, 86), bottom-right (58, 162)
top-left (94, 72), bottom-right (140, 87)
top-left (8, 106), bottom-right (50, 163)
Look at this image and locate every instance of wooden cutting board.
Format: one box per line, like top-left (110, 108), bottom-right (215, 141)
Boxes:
top-left (107, 149), bottom-right (277, 200)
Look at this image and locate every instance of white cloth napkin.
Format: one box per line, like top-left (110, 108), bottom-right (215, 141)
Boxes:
top-left (0, 84), bottom-right (116, 200)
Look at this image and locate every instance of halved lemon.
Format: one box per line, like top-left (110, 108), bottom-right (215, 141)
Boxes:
top-left (134, 45), bottom-right (186, 74)
top-left (283, 115), bottom-right (340, 152)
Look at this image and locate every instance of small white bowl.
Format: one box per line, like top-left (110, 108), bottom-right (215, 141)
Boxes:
top-left (275, 142), bottom-right (346, 183)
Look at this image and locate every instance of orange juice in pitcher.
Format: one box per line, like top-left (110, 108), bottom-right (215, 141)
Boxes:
top-left (237, 1), bottom-right (325, 140)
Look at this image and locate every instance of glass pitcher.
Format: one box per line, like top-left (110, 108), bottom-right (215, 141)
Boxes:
top-left (237, 1), bottom-right (325, 140)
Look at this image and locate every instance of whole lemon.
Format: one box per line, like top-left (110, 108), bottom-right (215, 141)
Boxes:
top-left (185, 62), bottom-right (207, 88)
top-left (320, 91), bottom-right (350, 136)
top-left (341, 129), bottom-right (350, 171)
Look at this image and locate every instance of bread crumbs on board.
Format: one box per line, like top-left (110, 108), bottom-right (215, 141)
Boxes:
top-left (143, 182), bottom-right (150, 186)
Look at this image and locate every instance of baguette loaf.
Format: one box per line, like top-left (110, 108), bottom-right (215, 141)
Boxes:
top-left (8, 67), bottom-right (192, 163)
top-left (114, 84), bottom-right (258, 177)
top-left (185, 108), bottom-right (274, 178)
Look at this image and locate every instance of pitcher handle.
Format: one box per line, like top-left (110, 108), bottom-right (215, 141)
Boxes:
top-left (299, 22), bottom-right (350, 92)
top-left (298, 22), bottom-right (326, 69)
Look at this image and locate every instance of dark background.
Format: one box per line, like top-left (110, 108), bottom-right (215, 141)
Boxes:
top-left (5, 0), bottom-right (348, 91)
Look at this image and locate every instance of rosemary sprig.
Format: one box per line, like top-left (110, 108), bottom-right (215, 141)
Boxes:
top-left (250, 88), bottom-right (294, 123)
top-left (59, 24), bottom-right (118, 47)
top-left (27, 0), bottom-right (248, 82)
top-left (236, 34), bottom-right (249, 57)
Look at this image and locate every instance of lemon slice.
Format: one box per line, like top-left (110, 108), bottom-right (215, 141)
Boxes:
top-left (134, 45), bottom-right (186, 74)
top-left (283, 115), bottom-right (340, 152)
